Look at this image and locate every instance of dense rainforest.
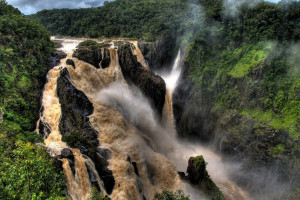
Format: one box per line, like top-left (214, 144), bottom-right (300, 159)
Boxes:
top-left (0, 1), bottom-right (67, 199)
top-left (0, 0), bottom-right (300, 199)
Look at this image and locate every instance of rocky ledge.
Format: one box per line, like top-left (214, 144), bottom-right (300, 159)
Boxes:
top-left (72, 40), bottom-right (110, 68)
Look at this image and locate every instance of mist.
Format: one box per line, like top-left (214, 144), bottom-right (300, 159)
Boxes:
top-left (96, 81), bottom-right (251, 200)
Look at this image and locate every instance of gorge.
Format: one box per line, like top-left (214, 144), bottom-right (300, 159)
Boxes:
top-left (36, 37), bottom-right (251, 200)
top-left (1, 0), bottom-right (300, 199)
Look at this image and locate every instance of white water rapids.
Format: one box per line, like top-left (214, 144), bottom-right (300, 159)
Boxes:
top-left (37, 37), bottom-right (250, 200)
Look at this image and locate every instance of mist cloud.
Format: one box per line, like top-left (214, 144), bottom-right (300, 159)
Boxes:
top-left (6, 0), bottom-right (115, 15)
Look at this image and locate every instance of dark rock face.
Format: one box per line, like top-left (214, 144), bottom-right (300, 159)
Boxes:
top-left (57, 68), bottom-right (98, 148)
top-left (49, 50), bottom-right (67, 69)
top-left (57, 68), bottom-right (115, 194)
top-left (66, 59), bottom-right (75, 68)
top-left (101, 48), bottom-right (110, 68)
top-left (60, 148), bottom-right (74, 159)
top-left (118, 44), bottom-right (166, 116)
top-left (73, 45), bottom-right (102, 68)
top-left (185, 156), bottom-right (224, 200)
top-left (138, 38), bottom-right (176, 70)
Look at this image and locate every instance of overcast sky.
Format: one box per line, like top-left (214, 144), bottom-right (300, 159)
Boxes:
top-left (6, 0), bottom-right (281, 15)
top-left (6, 0), bottom-right (114, 15)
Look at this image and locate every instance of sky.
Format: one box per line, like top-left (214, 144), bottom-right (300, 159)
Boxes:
top-left (6, 0), bottom-right (281, 15)
top-left (6, 0), bottom-right (114, 15)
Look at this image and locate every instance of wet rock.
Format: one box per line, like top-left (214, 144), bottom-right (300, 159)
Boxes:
top-left (177, 171), bottom-right (187, 180)
top-left (52, 50), bottom-right (67, 60)
top-left (138, 38), bottom-right (176, 70)
top-left (118, 44), bottom-right (166, 116)
top-left (100, 48), bottom-right (110, 69)
top-left (73, 41), bottom-right (102, 68)
top-left (97, 148), bottom-right (111, 160)
top-left (57, 68), bottom-right (115, 194)
top-left (60, 148), bottom-right (74, 159)
top-left (132, 162), bottom-right (139, 176)
top-left (38, 120), bottom-right (51, 138)
top-left (66, 59), bottom-right (75, 68)
top-left (187, 156), bottom-right (224, 200)
top-left (49, 50), bottom-right (67, 69)
top-left (94, 153), bottom-right (115, 194)
top-left (57, 68), bottom-right (98, 148)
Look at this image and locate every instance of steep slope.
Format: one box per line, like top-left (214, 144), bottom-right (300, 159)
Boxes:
top-left (0, 2), bottom-right (67, 199)
top-left (173, 1), bottom-right (300, 199)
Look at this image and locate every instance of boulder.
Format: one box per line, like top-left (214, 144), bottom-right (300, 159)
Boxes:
top-left (60, 148), bottom-right (74, 159)
top-left (66, 59), bottom-right (75, 68)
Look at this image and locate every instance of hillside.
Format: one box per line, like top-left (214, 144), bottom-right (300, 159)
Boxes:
top-left (173, 1), bottom-right (300, 199)
top-left (0, 1), bottom-right (67, 199)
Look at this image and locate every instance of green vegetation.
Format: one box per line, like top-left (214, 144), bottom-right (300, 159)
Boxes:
top-left (186, 1), bottom-right (300, 138)
top-left (29, 0), bottom-right (203, 42)
top-left (187, 156), bottom-right (224, 200)
top-left (78, 40), bottom-right (110, 48)
top-left (62, 131), bottom-right (89, 148)
top-left (182, 0), bottom-right (300, 197)
top-left (89, 187), bottom-right (109, 200)
top-left (0, 1), bottom-right (66, 199)
top-left (0, 128), bottom-right (67, 199)
top-left (154, 190), bottom-right (190, 200)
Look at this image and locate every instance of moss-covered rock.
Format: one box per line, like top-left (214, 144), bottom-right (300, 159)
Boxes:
top-left (187, 156), bottom-right (224, 200)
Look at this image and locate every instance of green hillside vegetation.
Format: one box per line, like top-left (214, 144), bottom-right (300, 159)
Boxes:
top-left (183, 0), bottom-right (300, 198)
top-left (187, 0), bottom-right (300, 139)
top-left (0, 1), bottom-right (66, 199)
top-left (29, 0), bottom-right (202, 41)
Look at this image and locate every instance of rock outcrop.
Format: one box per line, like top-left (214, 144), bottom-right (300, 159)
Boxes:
top-left (72, 40), bottom-right (111, 68)
top-left (57, 68), bottom-right (115, 194)
top-left (138, 37), bottom-right (176, 70)
top-left (179, 156), bottom-right (224, 200)
top-left (49, 50), bottom-right (67, 69)
top-left (118, 44), bottom-right (166, 116)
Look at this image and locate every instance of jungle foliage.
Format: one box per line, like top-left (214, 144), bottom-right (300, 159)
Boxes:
top-left (0, 1), bottom-right (66, 199)
top-left (29, 0), bottom-right (203, 41)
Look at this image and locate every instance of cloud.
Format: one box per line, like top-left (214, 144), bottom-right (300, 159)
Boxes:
top-left (6, 0), bottom-right (114, 15)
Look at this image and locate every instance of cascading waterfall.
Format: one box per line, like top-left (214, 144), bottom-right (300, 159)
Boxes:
top-left (38, 37), bottom-right (251, 200)
top-left (65, 46), bottom-right (180, 200)
top-left (130, 41), bottom-right (149, 70)
top-left (160, 50), bottom-right (182, 133)
top-left (37, 38), bottom-right (107, 200)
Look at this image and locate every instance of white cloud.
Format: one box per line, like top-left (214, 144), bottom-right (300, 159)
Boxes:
top-left (6, 0), bottom-right (114, 15)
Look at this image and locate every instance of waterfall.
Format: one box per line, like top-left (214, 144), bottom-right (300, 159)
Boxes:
top-left (160, 50), bottom-right (182, 133)
top-left (36, 38), bottom-right (106, 200)
top-left (65, 46), bottom-right (180, 200)
top-left (130, 41), bottom-right (149, 70)
top-left (38, 37), bottom-right (250, 200)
